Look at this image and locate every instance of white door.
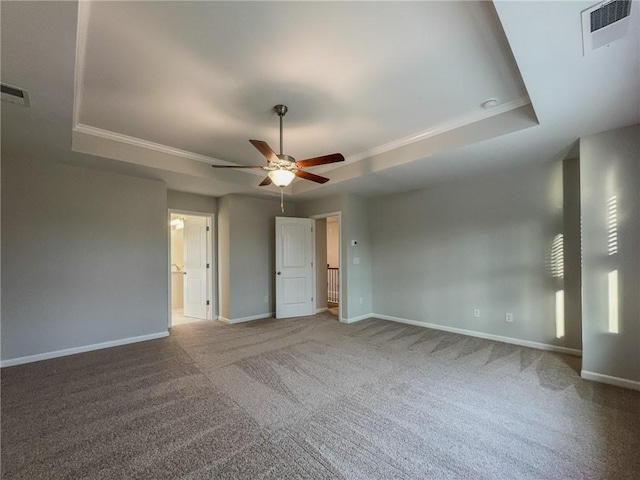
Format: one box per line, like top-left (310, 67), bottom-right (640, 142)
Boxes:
top-left (275, 217), bottom-right (314, 319)
top-left (183, 216), bottom-right (208, 319)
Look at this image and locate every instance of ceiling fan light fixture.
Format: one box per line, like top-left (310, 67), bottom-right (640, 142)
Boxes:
top-left (268, 169), bottom-right (295, 187)
top-left (170, 217), bottom-right (184, 230)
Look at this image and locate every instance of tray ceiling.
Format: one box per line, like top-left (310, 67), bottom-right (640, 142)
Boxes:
top-left (72, 0), bottom-right (533, 193)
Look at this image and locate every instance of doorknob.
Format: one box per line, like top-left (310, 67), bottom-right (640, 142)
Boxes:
top-left (277, 271), bottom-right (281, 275)
top-left (183, 271), bottom-right (187, 275)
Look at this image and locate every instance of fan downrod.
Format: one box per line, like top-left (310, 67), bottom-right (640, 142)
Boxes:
top-left (274, 105), bottom-right (288, 155)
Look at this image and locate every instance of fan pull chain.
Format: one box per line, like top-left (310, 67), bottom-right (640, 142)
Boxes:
top-left (280, 187), bottom-right (285, 213)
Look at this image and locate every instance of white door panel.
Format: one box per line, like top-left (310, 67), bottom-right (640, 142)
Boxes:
top-left (276, 217), bottom-right (314, 319)
top-left (183, 216), bottom-right (207, 319)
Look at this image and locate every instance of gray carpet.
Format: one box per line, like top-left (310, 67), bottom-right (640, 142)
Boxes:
top-left (2, 314), bottom-right (640, 479)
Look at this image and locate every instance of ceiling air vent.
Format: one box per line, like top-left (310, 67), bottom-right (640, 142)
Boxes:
top-left (1, 83), bottom-right (31, 107)
top-left (591, 0), bottom-right (632, 31)
top-left (582, 0), bottom-right (633, 55)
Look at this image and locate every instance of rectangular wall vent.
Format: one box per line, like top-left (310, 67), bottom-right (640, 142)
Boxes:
top-left (1, 83), bottom-right (30, 107)
top-left (582, 0), bottom-right (633, 55)
top-left (591, 0), bottom-right (632, 32)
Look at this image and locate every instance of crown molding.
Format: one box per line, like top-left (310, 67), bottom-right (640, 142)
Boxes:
top-left (72, 125), bottom-right (288, 189)
top-left (73, 123), bottom-right (239, 166)
top-left (330, 96), bottom-right (531, 171)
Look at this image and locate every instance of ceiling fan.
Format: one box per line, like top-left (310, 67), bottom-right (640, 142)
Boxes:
top-left (212, 105), bottom-right (344, 189)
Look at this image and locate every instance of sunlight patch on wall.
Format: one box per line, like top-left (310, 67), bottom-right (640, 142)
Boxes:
top-left (555, 290), bottom-right (565, 339)
top-left (608, 270), bottom-right (619, 334)
top-left (607, 196), bottom-right (618, 255)
top-left (550, 234), bottom-right (564, 278)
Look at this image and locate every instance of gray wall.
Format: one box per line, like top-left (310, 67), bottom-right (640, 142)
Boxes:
top-left (1, 154), bottom-right (168, 361)
top-left (345, 195), bottom-right (373, 319)
top-left (167, 190), bottom-right (217, 214)
top-left (580, 124), bottom-right (639, 383)
top-left (315, 218), bottom-right (328, 310)
top-left (217, 194), bottom-right (296, 320)
top-left (217, 196), bottom-right (231, 320)
top-left (296, 194), bottom-right (373, 321)
top-left (370, 160), bottom-right (581, 350)
top-left (563, 157), bottom-right (582, 350)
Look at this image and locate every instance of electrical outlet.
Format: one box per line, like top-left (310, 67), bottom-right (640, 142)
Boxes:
top-left (505, 312), bottom-right (514, 323)
top-left (264, 296), bottom-right (268, 303)
top-left (359, 297), bottom-right (363, 305)
top-left (473, 309), bottom-right (480, 318)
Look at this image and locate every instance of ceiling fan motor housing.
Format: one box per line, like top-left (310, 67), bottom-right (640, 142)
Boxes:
top-left (275, 154), bottom-right (296, 167)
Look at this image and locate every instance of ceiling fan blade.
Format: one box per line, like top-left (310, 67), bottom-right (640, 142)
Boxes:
top-left (258, 176), bottom-right (272, 186)
top-left (249, 140), bottom-right (279, 163)
top-left (211, 165), bottom-right (265, 169)
top-left (295, 153), bottom-right (344, 168)
top-left (295, 170), bottom-right (330, 184)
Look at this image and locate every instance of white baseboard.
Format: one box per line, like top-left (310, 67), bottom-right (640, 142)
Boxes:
top-left (316, 308), bottom-right (328, 314)
top-left (340, 313), bottom-right (373, 324)
top-left (0, 331), bottom-right (170, 368)
top-left (373, 313), bottom-right (582, 357)
top-left (581, 370), bottom-right (640, 391)
top-left (218, 312), bottom-right (273, 324)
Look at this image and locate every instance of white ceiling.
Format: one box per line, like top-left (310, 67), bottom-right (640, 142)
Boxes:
top-left (2, 1), bottom-right (639, 200)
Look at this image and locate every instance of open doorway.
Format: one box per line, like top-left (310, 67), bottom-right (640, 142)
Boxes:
top-left (311, 212), bottom-right (342, 320)
top-left (326, 216), bottom-right (340, 317)
top-left (169, 211), bottom-right (214, 327)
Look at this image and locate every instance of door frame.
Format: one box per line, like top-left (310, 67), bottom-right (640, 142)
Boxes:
top-left (310, 211), bottom-right (343, 321)
top-left (167, 209), bottom-right (215, 327)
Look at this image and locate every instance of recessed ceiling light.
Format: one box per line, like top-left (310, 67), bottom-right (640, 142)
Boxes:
top-left (481, 98), bottom-right (499, 109)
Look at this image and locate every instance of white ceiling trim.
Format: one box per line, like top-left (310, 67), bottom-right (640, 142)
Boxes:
top-left (72, 123), bottom-right (263, 170)
top-left (293, 102), bottom-right (539, 196)
top-left (71, 126), bottom-right (287, 197)
top-left (331, 95), bottom-right (532, 172)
